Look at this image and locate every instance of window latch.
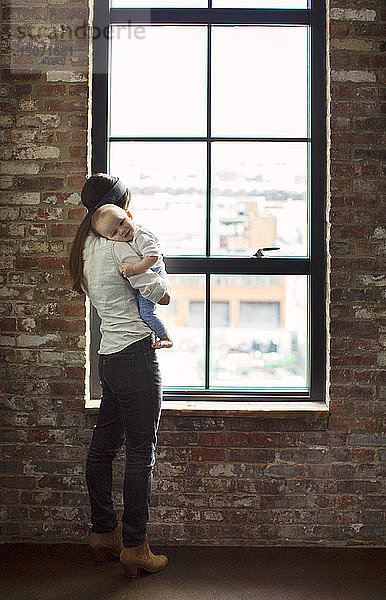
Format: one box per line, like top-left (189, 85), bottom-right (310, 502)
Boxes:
top-left (252, 247), bottom-right (280, 258)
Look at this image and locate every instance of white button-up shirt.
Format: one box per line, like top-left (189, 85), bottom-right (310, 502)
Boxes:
top-left (83, 233), bottom-right (168, 354)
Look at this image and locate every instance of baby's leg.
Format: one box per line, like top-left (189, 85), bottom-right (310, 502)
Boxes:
top-left (137, 293), bottom-right (172, 348)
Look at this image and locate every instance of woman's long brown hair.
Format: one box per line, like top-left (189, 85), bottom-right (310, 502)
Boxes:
top-left (69, 173), bottom-right (129, 294)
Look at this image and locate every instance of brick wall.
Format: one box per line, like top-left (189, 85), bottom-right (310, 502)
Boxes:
top-left (0, 1), bottom-right (384, 546)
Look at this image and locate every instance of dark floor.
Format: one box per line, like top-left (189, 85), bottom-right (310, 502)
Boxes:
top-left (0, 544), bottom-right (384, 600)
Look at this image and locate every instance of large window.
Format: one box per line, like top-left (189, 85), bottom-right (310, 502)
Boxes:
top-left (90, 1), bottom-right (326, 402)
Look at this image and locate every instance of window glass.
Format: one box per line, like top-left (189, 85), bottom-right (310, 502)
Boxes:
top-left (156, 275), bottom-right (206, 388)
top-left (211, 141), bottom-right (308, 257)
top-left (239, 301), bottom-right (280, 328)
top-left (189, 301), bottom-right (204, 327)
top-left (111, 1), bottom-right (207, 6)
top-left (111, 1), bottom-right (308, 7)
top-left (212, 301), bottom-right (230, 327)
top-left (211, 25), bottom-right (308, 137)
top-left (213, 1), bottom-right (307, 7)
top-left (109, 142), bottom-right (207, 255)
top-left (110, 26), bottom-right (207, 136)
top-left (210, 275), bottom-right (308, 389)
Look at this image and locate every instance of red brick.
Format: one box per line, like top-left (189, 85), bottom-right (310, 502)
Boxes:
top-left (0, 489), bottom-right (20, 505)
top-left (41, 257), bottom-right (68, 270)
top-left (1, 69), bottom-right (42, 82)
top-left (18, 177), bottom-right (64, 191)
top-left (62, 304), bottom-right (85, 317)
top-left (26, 224), bottom-right (47, 237)
top-left (227, 448), bottom-right (275, 463)
top-left (330, 53), bottom-right (350, 69)
top-left (51, 382), bottom-right (84, 396)
top-left (41, 319), bottom-right (85, 333)
top-left (354, 87), bottom-right (382, 101)
top-left (68, 115), bottom-right (87, 128)
top-left (56, 131), bottom-right (86, 143)
top-left (223, 432), bottom-right (249, 446)
top-left (6, 506), bottom-right (29, 520)
top-left (49, 6), bottom-right (86, 21)
top-left (69, 84), bottom-right (88, 97)
top-left (11, 83), bottom-right (32, 97)
top-left (65, 366), bottom-right (85, 380)
top-left (351, 23), bottom-right (384, 37)
top-left (196, 432), bottom-right (223, 446)
top-left (189, 448), bottom-right (226, 462)
top-left (68, 175), bottom-right (87, 189)
top-left (50, 224), bottom-right (79, 238)
top-left (36, 84), bottom-right (66, 97)
top-left (0, 476), bottom-right (36, 489)
top-left (329, 22), bottom-right (349, 37)
top-left (354, 117), bottom-right (386, 132)
top-left (68, 207), bottom-right (87, 220)
top-left (41, 161), bottom-right (84, 175)
top-left (0, 318), bottom-right (17, 331)
top-left (158, 431), bottom-right (199, 446)
top-left (69, 146), bottom-right (86, 158)
top-left (44, 99), bottom-right (83, 112)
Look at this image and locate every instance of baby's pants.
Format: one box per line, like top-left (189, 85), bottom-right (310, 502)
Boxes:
top-left (137, 265), bottom-right (168, 339)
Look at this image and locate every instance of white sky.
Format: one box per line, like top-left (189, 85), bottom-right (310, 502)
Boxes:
top-left (108, 23), bottom-right (310, 257)
top-left (110, 25), bottom-right (309, 138)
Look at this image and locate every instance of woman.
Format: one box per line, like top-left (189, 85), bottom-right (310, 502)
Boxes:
top-left (69, 173), bottom-right (170, 578)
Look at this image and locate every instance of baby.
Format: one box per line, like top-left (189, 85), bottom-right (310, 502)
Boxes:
top-left (91, 204), bottom-right (173, 349)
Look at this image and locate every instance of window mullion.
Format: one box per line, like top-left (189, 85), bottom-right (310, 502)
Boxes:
top-left (164, 257), bottom-right (310, 276)
top-left (109, 9), bottom-right (311, 26)
top-left (205, 23), bottom-right (212, 389)
top-left (206, 24), bottom-right (211, 257)
top-left (205, 273), bottom-right (211, 389)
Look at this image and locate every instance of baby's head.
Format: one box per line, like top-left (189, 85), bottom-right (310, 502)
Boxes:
top-left (92, 204), bottom-right (135, 242)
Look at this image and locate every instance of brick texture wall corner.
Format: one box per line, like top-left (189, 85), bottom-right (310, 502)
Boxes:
top-left (0, 1), bottom-right (384, 547)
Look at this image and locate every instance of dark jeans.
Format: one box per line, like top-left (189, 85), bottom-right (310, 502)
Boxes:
top-left (86, 334), bottom-right (162, 548)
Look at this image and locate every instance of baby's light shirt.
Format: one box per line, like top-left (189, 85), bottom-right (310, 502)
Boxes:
top-left (130, 226), bottom-right (163, 269)
top-left (82, 233), bottom-right (167, 354)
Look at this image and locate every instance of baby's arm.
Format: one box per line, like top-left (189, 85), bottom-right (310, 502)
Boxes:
top-left (122, 256), bottom-right (158, 277)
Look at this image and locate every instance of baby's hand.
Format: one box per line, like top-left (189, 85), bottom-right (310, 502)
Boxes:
top-left (121, 262), bottom-right (134, 277)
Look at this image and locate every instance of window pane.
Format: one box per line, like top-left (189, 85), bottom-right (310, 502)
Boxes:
top-left (111, 1), bottom-right (308, 7)
top-left (156, 275), bottom-right (205, 388)
top-left (213, 1), bottom-right (307, 7)
top-left (211, 26), bottom-right (308, 137)
top-left (111, 1), bottom-right (206, 6)
top-left (212, 301), bottom-right (230, 327)
top-left (189, 301), bottom-right (204, 327)
top-left (110, 26), bottom-right (207, 137)
top-left (211, 142), bottom-right (308, 257)
top-left (109, 142), bottom-right (207, 255)
top-left (239, 301), bottom-right (280, 328)
top-left (210, 275), bottom-right (308, 390)
top-left (188, 301), bottom-right (230, 328)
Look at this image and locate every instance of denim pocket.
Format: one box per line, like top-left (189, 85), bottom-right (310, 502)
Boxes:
top-left (101, 353), bottom-right (135, 397)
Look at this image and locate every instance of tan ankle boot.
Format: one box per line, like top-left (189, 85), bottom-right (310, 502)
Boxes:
top-left (89, 525), bottom-right (123, 561)
top-left (120, 540), bottom-right (168, 578)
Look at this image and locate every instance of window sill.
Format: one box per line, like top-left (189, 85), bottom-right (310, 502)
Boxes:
top-left (86, 398), bottom-right (329, 418)
top-left (161, 400), bottom-right (329, 418)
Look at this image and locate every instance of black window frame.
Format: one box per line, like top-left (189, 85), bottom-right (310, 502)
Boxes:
top-left (90, 1), bottom-right (326, 403)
